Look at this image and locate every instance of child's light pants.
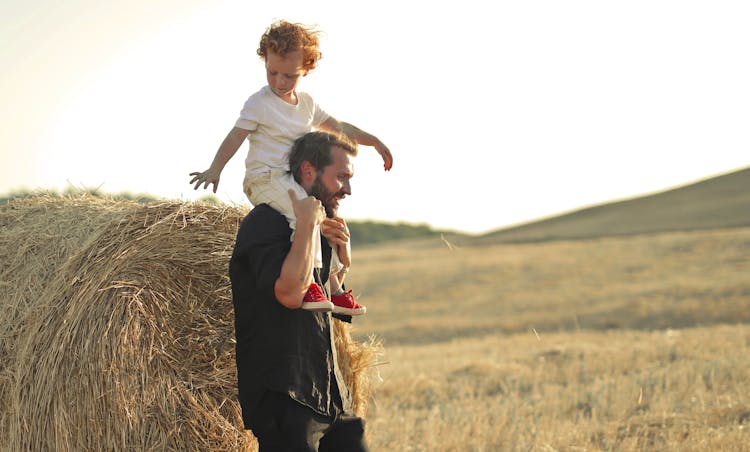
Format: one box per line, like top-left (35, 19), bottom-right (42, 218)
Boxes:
top-left (243, 169), bottom-right (348, 274)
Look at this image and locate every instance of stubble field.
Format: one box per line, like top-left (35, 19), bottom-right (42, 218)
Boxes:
top-left (2, 195), bottom-right (748, 450)
top-left (346, 227), bottom-right (750, 451)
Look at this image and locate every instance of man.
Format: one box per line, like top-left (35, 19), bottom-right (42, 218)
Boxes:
top-left (229, 131), bottom-right (368, 451)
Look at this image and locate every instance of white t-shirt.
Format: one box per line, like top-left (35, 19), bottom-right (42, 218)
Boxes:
top-left (235, 85), bottom-right (330, 176)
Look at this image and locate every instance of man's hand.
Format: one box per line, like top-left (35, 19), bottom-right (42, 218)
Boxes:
top-left (321, 217), bottom-right (351, 268)
top-left (288, 189), bottom-right (325, 229)
top-left (189, 168), bottom-right (221, 193)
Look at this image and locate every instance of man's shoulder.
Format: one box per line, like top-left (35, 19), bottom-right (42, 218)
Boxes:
top-left (243, 203), bottom-right (286, 226)
top-left (240, 204), bottom-right (291, 237)
top-left (234, 204), bottom-right (290, 253)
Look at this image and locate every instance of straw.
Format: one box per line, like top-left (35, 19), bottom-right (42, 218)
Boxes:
top-left (1, 195), bottom-right (381, 451)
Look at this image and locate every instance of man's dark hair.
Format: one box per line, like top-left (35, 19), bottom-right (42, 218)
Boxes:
top-left (289, 131), bottom-right (358, 182)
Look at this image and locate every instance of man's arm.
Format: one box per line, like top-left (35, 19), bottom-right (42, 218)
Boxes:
top-left (320, 117), bottom-right (393, 171)
top-left (189, 126), bottom-right (250, 192)
top-left (274, 190), bottom-right (326, 309)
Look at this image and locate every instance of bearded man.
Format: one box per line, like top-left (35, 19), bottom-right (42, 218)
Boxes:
top-left (229, 131), bottom-right (368, 451)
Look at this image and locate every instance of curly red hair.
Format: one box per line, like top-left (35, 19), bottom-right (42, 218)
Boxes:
top-left (257, 20), bottom-right (322, 72)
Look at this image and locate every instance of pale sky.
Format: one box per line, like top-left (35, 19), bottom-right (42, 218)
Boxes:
top-left (2, 0), bottom-right (748, 234)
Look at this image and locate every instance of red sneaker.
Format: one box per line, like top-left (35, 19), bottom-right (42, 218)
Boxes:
top-left (331, 290), bottom-right (366, 316)
top-left (301, 283), bottom-right (333, 312)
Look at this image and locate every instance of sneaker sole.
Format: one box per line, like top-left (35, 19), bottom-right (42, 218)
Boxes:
top-left (302, 301), bottom-right (334, 312)
top-left (333, 306), bottom-right (366, 316)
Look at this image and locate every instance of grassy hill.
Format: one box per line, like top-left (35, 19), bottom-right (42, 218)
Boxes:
top-left (472, 166), bottom-right (750, 244)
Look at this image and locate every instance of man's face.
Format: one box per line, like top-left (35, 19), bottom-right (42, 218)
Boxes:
top-left (310, 146), bottom-right (353, 217)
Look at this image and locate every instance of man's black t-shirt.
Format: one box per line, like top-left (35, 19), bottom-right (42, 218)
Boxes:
top-left (229, 204), bottom-right (350, 428)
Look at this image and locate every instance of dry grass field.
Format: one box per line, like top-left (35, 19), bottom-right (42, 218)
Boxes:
top-left (2, 191), bottom-right (749, 450)
top-left (346, 227), bottom-right (750, 450)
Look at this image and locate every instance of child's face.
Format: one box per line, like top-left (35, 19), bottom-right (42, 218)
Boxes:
top-left (265, 49), bottom-right (307, 103)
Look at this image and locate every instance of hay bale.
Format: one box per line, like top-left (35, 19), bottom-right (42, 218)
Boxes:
top-left (332, 322), bottom-right (383, 419)
top-left (0, 195), bottom-right (135, 360)
top-left (0, 195), bottom-right (138, 442)
top-left (1, 195), bottom-right (381, 451)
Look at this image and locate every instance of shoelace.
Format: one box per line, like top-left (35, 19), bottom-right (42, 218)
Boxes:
top-left (308, 284), bottom-right (325, 298)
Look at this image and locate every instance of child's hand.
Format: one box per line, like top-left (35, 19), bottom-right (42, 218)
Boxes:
top-left (376, 141), bottom-right (393, 171)
top-left (321, 217), bottom-right (351, 268)
top-left (189, 168), bottom-right (221, 193)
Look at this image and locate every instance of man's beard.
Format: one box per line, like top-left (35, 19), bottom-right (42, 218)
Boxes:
top-left (310, 175), bottom-right (337, 218)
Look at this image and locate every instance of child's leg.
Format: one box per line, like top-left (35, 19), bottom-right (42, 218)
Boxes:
top-left (330, 266), bottom-right (344, 296)
top-left (329, 238), bottom-right (366, 316)
top-left (328, 222), bottom-right (349, 295)
top-left (329, 244), bottom-right (348, 295)
top-left (245, 170), bottom-right (323, 268)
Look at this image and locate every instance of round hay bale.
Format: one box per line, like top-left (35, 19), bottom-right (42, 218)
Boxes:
top-left (1, 195), bottom-right (381, 451)
top-left (0, 195), bottom-right (138, 442)
top-left (0, 195), bottom-right (136, 359)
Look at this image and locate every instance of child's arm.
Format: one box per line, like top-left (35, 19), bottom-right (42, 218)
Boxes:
top-left (320, 117), bottom-right (393, 171)
top-left (189, 126), bottom-right (250, 192)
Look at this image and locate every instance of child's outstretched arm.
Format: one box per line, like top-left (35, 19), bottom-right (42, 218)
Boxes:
top-left (320, 117), bottom-right (393, 171)
top-left (189, 126), bottom-right (250, 192)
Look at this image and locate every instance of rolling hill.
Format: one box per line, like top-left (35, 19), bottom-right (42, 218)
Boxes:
top-left (473, 165), bottom-right (750, 244)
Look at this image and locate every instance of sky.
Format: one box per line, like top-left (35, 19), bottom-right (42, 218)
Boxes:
top-left (1, 0), bottom-right (748, 234)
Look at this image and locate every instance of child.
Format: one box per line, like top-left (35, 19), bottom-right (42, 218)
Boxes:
top-left (189, 20), bottom-right (392, 316)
